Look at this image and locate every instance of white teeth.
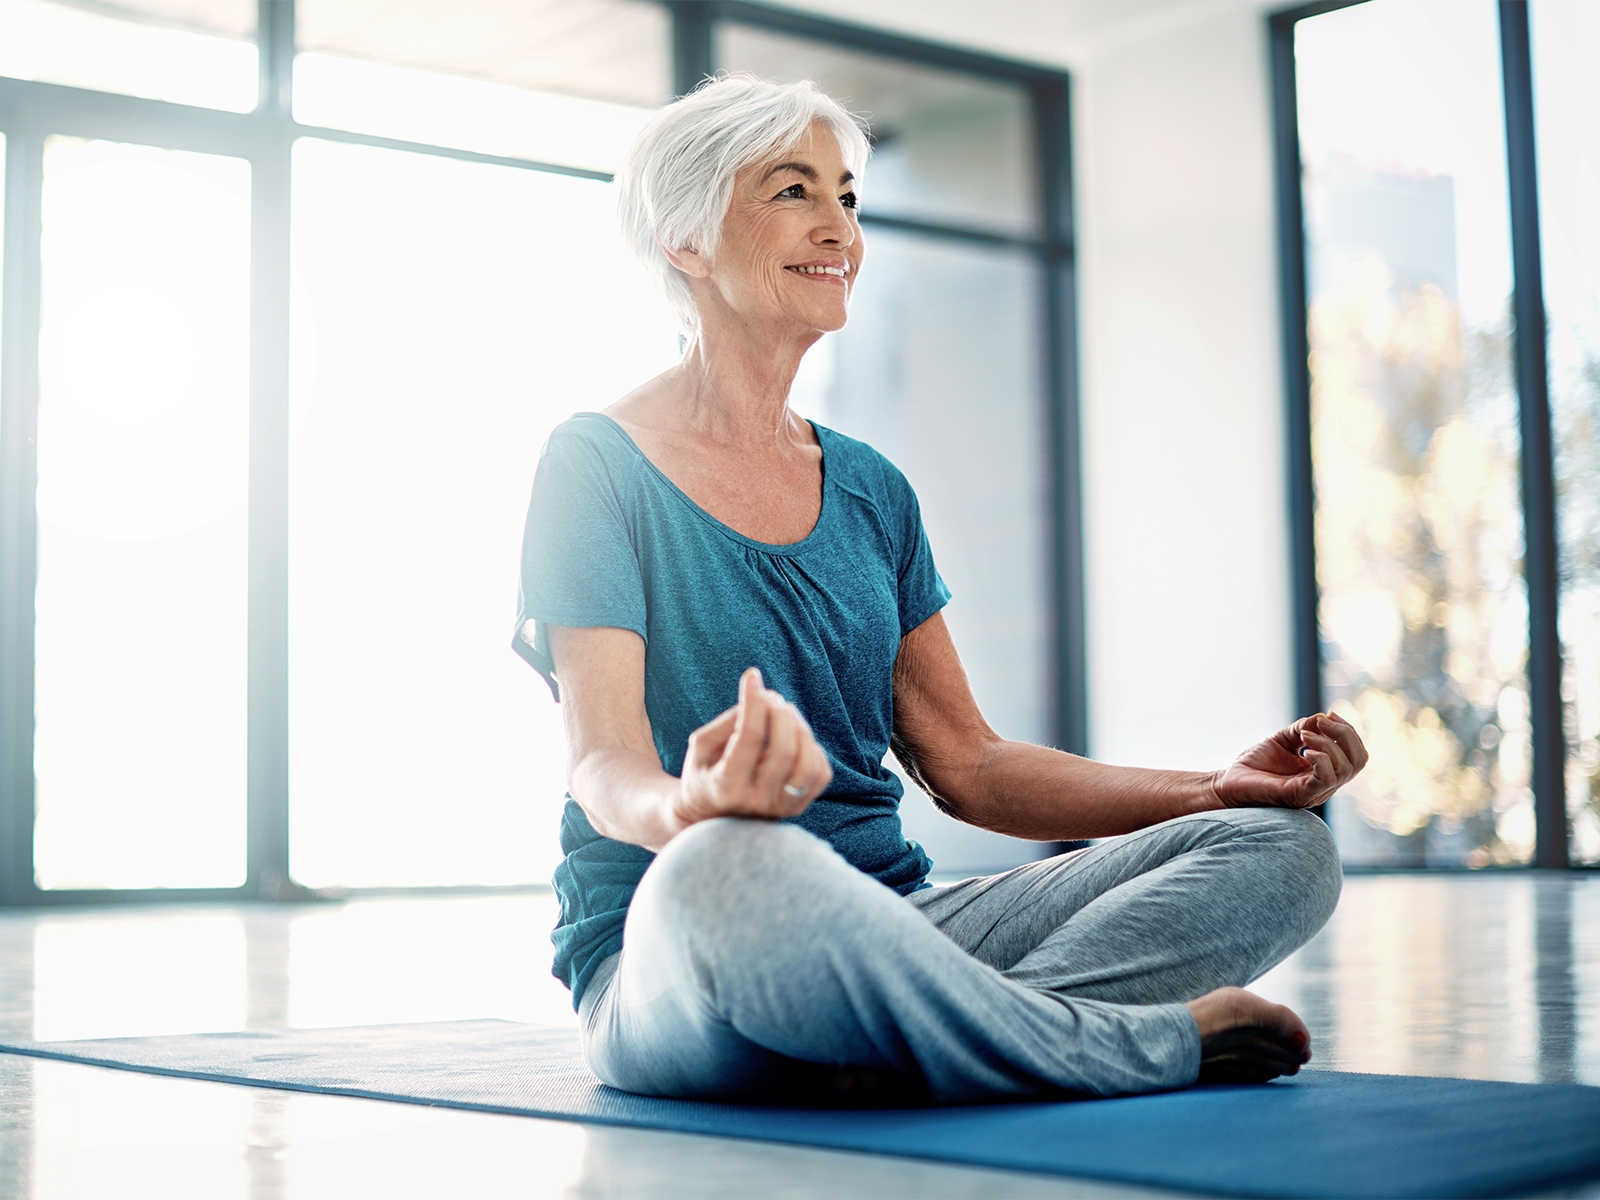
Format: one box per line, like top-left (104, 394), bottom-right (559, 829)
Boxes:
top-left (791, 265), bottom-right (847, 276)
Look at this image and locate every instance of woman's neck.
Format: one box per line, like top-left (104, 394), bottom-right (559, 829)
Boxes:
top-left (665, 322), bottom-right (820, 447)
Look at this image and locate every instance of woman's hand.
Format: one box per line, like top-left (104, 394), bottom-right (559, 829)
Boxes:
top-left (669, 667), bottom-right (833, 833)
top-left (1209, 711), bottom-right (1368, 810)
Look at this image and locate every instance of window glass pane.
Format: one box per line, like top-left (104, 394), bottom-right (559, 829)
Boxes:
top-left (288, 137), bottom-right (679, 888)
top-left (35, 137), bottom-right (251, 889)
top-left (1296, 1), bottom-right (1528, 866)
top-left (0, 0), bottom-right (257, 112)
top-left (716, 24), bottom-right (1038, 238)
top-left (1532, 0), bottom-right (1600, 864)
top-left (293, 0), bottom-right (669, 175)
top-left (791, 229), bottom-right (1052, 874)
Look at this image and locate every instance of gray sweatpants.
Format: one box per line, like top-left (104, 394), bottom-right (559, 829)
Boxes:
top-left (579, 806), bottom-right (1341, 1103)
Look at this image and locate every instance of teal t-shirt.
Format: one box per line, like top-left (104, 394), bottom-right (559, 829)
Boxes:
top-left (513, 412), bottom-right (950, 1009)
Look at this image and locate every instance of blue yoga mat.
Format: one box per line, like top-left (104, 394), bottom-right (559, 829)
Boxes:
top-left (4, 1020), bottom-right (1597, 1198)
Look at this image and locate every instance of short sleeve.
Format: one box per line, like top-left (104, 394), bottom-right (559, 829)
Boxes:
top-left (883, 460), bottom-right (952, 636)
top-left (512, 420), bottom-right (647, 700)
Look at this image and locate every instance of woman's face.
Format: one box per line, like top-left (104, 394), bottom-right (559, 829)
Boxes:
top-left (697, 122), bottom-right (864, 337)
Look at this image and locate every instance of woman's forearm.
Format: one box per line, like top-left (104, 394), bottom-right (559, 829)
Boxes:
top-left (570, 747), bottom-right (686, 853)
top-left (929, 739), bottom-right (1227, 841)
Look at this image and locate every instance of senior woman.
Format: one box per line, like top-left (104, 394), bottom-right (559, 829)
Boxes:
top-left (514, 75), bottom-right (1366, 1104)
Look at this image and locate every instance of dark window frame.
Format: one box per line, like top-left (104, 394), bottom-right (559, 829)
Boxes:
top-left (1269, 0), bottom-right (1575, 868)
top-left (0, 0), bottom-right (1085, 904)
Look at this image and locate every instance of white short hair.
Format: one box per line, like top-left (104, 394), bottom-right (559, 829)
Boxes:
top-left (616, 73), bottom-right (871, 335)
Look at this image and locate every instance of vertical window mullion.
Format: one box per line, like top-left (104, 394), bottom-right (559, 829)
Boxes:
top-left (672, 0), bottom-right (714, 98)
top-left (0, 129), bottom-right (44, 903)
top-left (1034, 77), bottom-right (1088, 760)
top-left (1269, 8), bottom-right (1324, 734)
top-left (1497, 0), bottom-right (1567, 869)
top-left (247, 0), bottom-right (296, 896)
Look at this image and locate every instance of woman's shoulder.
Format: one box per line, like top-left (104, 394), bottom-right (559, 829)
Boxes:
top-left (529, 413), bottom-right (648, 513)
top-left (539, 412), bottom-right (646, 474)
top-left (543, 411), bottom-right (634, 456)
top-left (813, 422), bottom-right (917, 508)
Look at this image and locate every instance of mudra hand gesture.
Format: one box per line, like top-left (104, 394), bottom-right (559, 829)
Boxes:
top-left (675, 667), bottom-right (833, 826)
top-left (1211, 711), bottom-right (1368, 810)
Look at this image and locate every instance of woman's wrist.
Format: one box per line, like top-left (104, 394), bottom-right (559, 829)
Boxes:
top-left (1198, 769), bottom-right (1230, 813)
top-left (1152, 768), bottom-right (1230, 818)
top-left (643, 785), bottom-right (687, 852)
top-left (571, 752), bottom-right (693, 853)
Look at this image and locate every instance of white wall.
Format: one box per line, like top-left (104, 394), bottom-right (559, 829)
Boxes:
top-left (1073, 6), bottom-right (1296, 770)
top-left (782, 0), bottom-right (1298, 774)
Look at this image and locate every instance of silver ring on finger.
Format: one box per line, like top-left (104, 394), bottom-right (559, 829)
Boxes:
top-left (782, 783), bottom-right (808, 798)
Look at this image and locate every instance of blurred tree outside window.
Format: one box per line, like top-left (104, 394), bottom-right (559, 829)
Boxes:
top-left (1298, 0), bottom-right (1532, 866)
top-left (1532, 0), bottom-right (1600, 864)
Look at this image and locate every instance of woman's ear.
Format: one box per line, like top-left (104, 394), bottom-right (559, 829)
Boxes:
top-left (663, 243), bottom-right (712, 279)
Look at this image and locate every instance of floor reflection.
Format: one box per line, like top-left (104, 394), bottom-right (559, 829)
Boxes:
top-left (32, 908), bottom-right (248, 1040)
top-left (1251, 873), bottom-right (1600, 1085)
top-left (0, 874), bottom-right (1596, 1199)
top-left (1536, 879), bottom-right (1580, 1083)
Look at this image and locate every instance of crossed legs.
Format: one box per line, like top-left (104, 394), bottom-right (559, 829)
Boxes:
top-left (579, 806), bottom-right (1340, 1103)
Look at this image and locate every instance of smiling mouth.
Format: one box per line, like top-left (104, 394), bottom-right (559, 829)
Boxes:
top-left (786, 264), bottom-right (849, 279)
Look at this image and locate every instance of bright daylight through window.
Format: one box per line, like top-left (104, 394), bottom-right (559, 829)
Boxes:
top-left (285, 0), bottom-right (679, 887)
top-left (293, 0), bottom-right (668, 174)
top-left (1531, 0), bottom-right (1600, 864)
top-left (0, 0), bottom-right (257, 112)
top-left (34, 138), bottom-right (251, 889)
top-left (1297, 0), bottom-right (1531, 867)
top-left (287, 138), bottom-right (679, 888)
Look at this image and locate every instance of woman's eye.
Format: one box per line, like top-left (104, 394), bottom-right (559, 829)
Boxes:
top-left (840, 191), bottom-right (859, 210)
top-left (778, 183), bottom-right (806, 199)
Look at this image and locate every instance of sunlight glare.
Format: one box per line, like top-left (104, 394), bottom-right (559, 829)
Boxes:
top-left (0, 0), bottom-right (256, 112)
top-left (33, 138), bottom-right (250, 890)
top-left (294, 52), bottom-right (653, 175)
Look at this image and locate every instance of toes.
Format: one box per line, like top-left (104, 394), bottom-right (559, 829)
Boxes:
top-left (1197, 1025), bottom-right (1309, 1085)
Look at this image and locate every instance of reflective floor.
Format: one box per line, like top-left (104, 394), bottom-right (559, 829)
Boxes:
top-left (0, 873), bottom-right (1597, 1199)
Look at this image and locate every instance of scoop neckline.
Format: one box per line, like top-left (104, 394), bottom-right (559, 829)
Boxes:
top-left (578, 412), bottom-right (832, 555)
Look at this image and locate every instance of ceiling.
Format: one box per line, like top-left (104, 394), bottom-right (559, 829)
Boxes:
top-left (64, 0), bottom-right (1280, 103)
top-left (757, 0), bottom-right (1276, 70)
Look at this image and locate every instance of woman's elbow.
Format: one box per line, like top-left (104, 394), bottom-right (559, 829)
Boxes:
top-left (894, 735), bottom-right (998, 824)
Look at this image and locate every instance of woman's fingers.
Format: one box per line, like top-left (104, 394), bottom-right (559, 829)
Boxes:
top-left (719, 668), bottom-right (769, 785)
top-left (687, 672), bottom-right (830, 818)
top-left (753, 697), bottom-right (803, 805)
top-left (1303, 748), bottom-right (1335, 792)
top-left (1301, 727), bottom-right (1353, 782)
top-left (1320, 712), bottom-right (1369, 771)
top-left (684, 706), bottom-right (738, 769)
top-left (1277, 747), bottom-right (1332, 807)
top-left (779, 709), bottom-right (833, 804)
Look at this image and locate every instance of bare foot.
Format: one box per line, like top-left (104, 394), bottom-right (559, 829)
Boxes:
top-left (1185, 986), bottom-right (1312, 1085)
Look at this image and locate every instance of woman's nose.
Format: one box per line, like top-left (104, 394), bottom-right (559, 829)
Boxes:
top-left (814, 203), bottom-right (854, 245)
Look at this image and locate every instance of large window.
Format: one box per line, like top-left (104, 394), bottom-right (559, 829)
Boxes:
top-left (1531, 0), bottom-right (1600, 866)
top-left (1275, 0), bottom-right (1596, 867)
top-left (0, 1), bottom-right (1081, 900)
top-left (286, 139), bottom-right (678, 888)
top-left (34, 137), bottom-right (252, 888)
